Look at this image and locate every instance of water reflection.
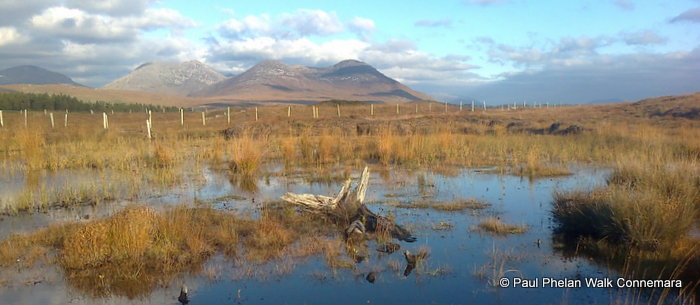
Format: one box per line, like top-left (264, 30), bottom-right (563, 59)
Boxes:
top-left (3, 165), bottom-right (694, 305)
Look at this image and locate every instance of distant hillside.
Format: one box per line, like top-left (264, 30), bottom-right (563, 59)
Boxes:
top-left (191, 59), bottom-right (434, 104)
top-left (0, 65), bottom-right (83, 86)
top-left (104, 60), bottom-right (226, 96)
top-left (0, 84), bottom-right (202, 107)
top-left (628, 92), bottom-right (700, 119)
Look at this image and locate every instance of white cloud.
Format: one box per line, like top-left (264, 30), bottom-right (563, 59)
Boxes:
top-left (347, 17), bottom-right (375, 41)
top-left (218, 9), bottom-right (345, 39)
top-left (621, 30), bottom-right (667, 46)
top-left (466, 0), bottom-right (506, 6)
top-left (219, 14), bottom-right (273, 38)
top-left (486, 36), bottom-right (616, 68)
top-left (414, 19), bottom-right (452, 27)
top-left (30, 6), bottom-right (195, 43)
top-left (64, 0), bottom-right (156, 16)
top-left (0, 27), bottom-right (23, 46)
top-left (670, 7), bottom-right (700, 23)
top-left (210, 37), bottom-right (368, 66)
top-left (612, 0), bottom-right (634, 11)
top-left (0, 0), bottom-right (57, 25)
top-left (280, 9), bottom-right (344, 36)
top-left (348, 17), bottom-right (375, 33)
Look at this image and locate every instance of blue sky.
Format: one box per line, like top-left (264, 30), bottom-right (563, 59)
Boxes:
top-left (1, 0), bottom-right (699, 103)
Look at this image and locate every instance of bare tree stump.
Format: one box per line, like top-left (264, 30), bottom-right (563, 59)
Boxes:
top-left (281, 166), bottom-right (416, 242)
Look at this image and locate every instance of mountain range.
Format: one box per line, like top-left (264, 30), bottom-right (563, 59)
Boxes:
top-left (0, 60), bottom-right (433, 105)
top-left (190, 59), bottom-right (432, 103)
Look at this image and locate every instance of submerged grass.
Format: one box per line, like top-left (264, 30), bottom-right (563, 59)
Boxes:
top-left (475, 217), bottom-right (528, 235)
top-left (395, 199), bottom-right (490, 211)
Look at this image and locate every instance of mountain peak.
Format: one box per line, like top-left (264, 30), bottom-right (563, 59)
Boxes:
top-left (104, 60), bottom-right (225, 96)
top-left (332, 59), bottom-right (368, 68)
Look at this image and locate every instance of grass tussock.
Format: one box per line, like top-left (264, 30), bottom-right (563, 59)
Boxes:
top-left (475, 217), bottom-right (528, 235)
top-left (553, 163), bottom-right (699, 249)
top-left (396, 199), bottom-right (490, 211)
top-left (227, 133), bottom-right (265, 176)
top-left (0, 206), bottom-right (245, 297)
top-left (0, 204), bottom-right (349, 297)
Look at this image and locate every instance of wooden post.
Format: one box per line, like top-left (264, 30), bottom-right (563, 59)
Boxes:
top-left (459, 101), bottom-right (463, 111)
top-left (44, 109), bottom-right (47, 116)
top-left (148, 110), bottom-right (152, 126)
top-left (415, 103), bottom-right (418, 114)
top-left (337, 104), bottom-right (340, 117)
top-left (255, 107), bottom-right (258, 121)
top-left (201, 111), bottom-right (206, 126)
top-left (49, 113), bottom-right (54, 128)
top-left (227, 107), bottom-right (231, 124)
top-left (146, 120), bottom-right (152, 139)
top-left (90, 109), bottom-right (93, 115)
top-left (102, 112), bottom-right (108, 129)
top-left (471, 100), bottom-right (475, 112)
top-left (287, 106), bottom-right (291, 118)
top-left (180, 108), bottom-right (184, 126)
top-left (370, 104), bottom-right (374, 116)
top-left (483, 101), bottom-right (486, 110)
top-left (24, 109), bottom-right (27, 127)
top-left (311, 106), bottom-right (315, 118)
top-left (0, 110), bottom-right (3, 127)
top-left (64, 112), bottom-right (68, 127)
top-left (396, 104), bottom-right (399, 115)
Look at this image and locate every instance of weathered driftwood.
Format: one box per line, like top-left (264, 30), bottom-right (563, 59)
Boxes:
top-left (281, 167), bottom-right (416, 242)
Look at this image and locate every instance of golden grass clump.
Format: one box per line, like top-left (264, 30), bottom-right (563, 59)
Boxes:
top-left (396, 199), bottom-right (490, 211)
top-left (553, 163), bottom-right (699, 249)
top-left (227, 133), bottom-right (265, 176)
top-left (475, 217), bottom-right (528, 235)
top-left (0, 206), bottom-right (244, 298)
top-left (17, 128), bottom-right (45, 170)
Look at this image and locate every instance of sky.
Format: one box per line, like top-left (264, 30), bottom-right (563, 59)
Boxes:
top-left (0, 0), bottom-right (699, 103)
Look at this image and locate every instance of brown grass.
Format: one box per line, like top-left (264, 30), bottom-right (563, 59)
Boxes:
top-left (475, 217), bottom-right (528, 235)
top-left (0, 205), bottom-right (346, 298)
top-left (396, 199), bottom-right (490, 211)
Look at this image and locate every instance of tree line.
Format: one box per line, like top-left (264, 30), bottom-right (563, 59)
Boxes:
top-left (0, 92), bottom-right (179, 112)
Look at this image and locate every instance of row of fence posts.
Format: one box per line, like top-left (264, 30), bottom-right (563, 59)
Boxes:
top-left (0, 102), bottom-right (561, 136)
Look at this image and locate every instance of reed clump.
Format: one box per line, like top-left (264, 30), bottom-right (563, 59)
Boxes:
top-left (227, 133), bottom-right (265, 176)
top-left (475, 217), bottom-right (528, 235)
top-left (553, 163), bottom-right (699, 249)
